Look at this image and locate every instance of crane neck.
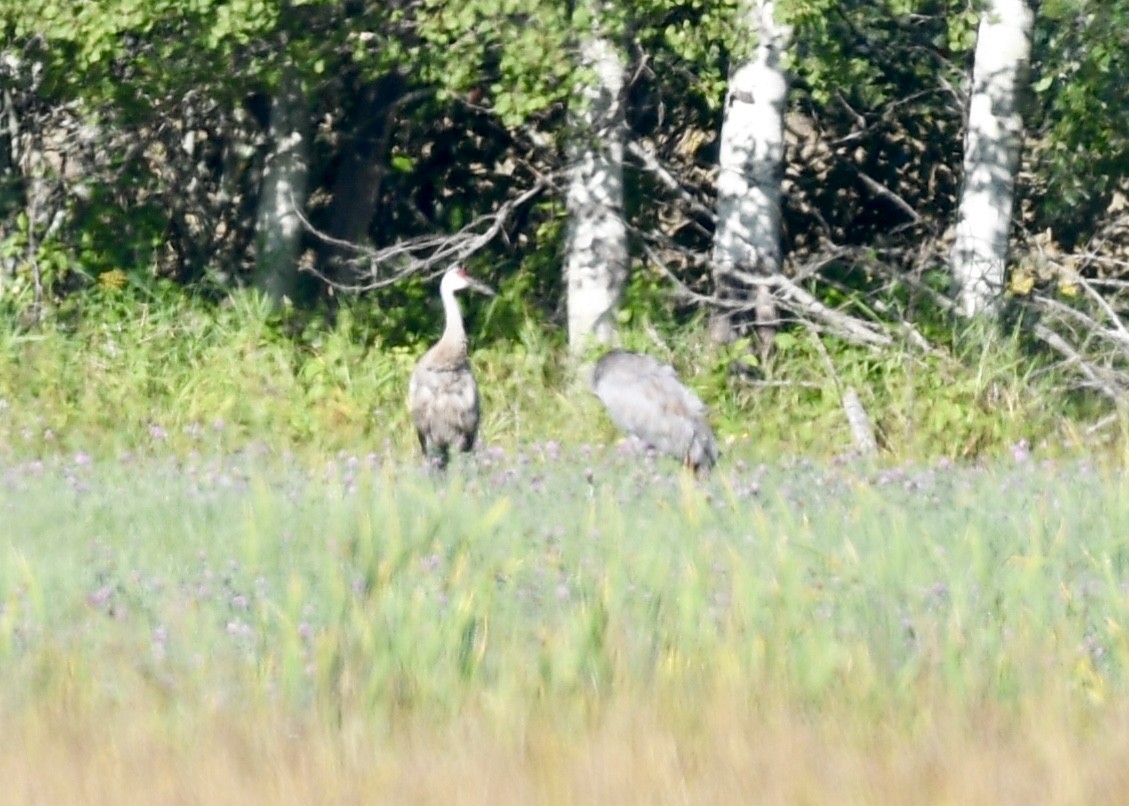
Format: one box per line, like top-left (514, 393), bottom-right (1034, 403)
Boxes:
top-left (440, 284), bottom-right (467, 348)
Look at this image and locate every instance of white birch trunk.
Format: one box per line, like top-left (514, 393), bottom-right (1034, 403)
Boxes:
top-left (254, 66), bottom-right (311, 306)
top-left (565, 7), bottom-right (628, 353)
top-left (710, 0), bottom-right (790, 350)
top-left (951, 0), bottom-right (1034, 318)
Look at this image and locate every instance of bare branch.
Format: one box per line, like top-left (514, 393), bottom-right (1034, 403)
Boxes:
top-left (855, 169), bottom-right (922, 223)
top-left (291, 176), bottom-right (552, 292)
top-left (639, 236), bottom-right (898, 348)
top-left (1032, 293), bottom-right (1129, 351)
top-left (1060, 263), bottom-right (1129, 345)
top-left (1032, 322), bottom-right (1125, 403)
top-left (1083, 277), bottom-right (1129, 290)
top-left (727, 264), bottom-right (894, 347)
top-left (1084, 412), bottom-right (1121, 437)
top-left (865, 253), bottom-right (957, 314)
top-left (626, 139), bottom-right (716, 223)
top-left (843, 386), bottom-right (879, 456)
top-left (640, 242), bottom-right (731, 307)
top-left (1075, 253), bottom-right (1129, 273)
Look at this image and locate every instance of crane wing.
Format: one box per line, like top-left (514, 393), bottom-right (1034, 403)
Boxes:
top-left (591, 350), bottom-right (714, 465)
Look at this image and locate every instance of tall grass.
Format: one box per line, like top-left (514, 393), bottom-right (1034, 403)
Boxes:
top-left (2, 284), bottom-right (1125, 800)
top-left (0, 286), bottom-right (1116, 463)
top-left (3, 451), bottom-right (1129, 801)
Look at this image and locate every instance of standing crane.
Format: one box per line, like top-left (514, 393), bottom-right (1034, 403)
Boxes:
top-left (408, 264), bottom-right (495, 468)
top-left (590, 349), bottom-right (719, 478)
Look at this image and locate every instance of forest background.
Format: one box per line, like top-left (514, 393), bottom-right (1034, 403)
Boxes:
top-left (1, 0), bottom-right (1127, 461)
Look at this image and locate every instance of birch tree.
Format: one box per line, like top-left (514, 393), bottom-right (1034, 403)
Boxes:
top-left (951, 0), bottom-right (1035, 318)
top-left (253, 66), bottom-right (311, 306)
top-left (564, 2), bottom-right (628, 352)
top-left (709, 0), bottom-right (791, 352)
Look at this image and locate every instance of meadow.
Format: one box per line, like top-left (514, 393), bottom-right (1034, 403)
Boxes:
top-left (2, 293), bottom-right (1128, 803)
top-left (4, 443), bottom-right (1129, 804)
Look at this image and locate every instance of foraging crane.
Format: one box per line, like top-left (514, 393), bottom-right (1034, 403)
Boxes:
top-left (590, 349), bottom-right (719, 478)
top-left (408, 264), bottom-right (495, 468)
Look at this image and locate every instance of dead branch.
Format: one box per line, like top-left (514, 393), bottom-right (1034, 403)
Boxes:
top-left (855, 169), bottom-right (922, 223)
top-left (1084, 412), bottom-right (1122, 436)
top-left (568, 137), bottom-right (940, 354)
top-left (842, 386), bottom-right (879, 456)
top-left (1075, 253), bottom-right (1129, 273)
top-left (728, 264), bottom-right (895, 347)
top-left (1056, 262), bottom-right (1129, 346)
top-left (1083, 277), bottom-right (1129, 290)
top-left (626, 139), bottom-right (715, 223)
top-left (1032, 321), bottom-right (1126, 403)
top-left (744, 379), bottom-right (824, 389)
top-left (638, 235), bottom-right (898, 348)
top-left (1032, 293), bottom-right (1129, 351)
top-left (292, 175), bottom-right (552, 292)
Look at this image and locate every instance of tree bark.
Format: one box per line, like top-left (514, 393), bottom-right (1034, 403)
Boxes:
top-left (951, 0), bottom-right (1035, 318)
top-left (0, 86), bottom-right (19, 222)
top-left (710, 0), bottom-right (790, 355)
top-left (319, 73), bottom-right (406, 284)
top-left (253, 66), bottom-right (311, 306)
top-left (565, 3), bottom-right (628, 353)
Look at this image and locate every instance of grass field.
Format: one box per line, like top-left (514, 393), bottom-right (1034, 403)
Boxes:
top-left (4, 444), bottom-right (1129, 803)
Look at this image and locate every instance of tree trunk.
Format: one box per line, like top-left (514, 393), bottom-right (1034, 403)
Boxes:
top-left (0, 86), bottom-right (19, 222)
top-left (710, 0), bottom-right (790, 356)
top-left (319, 73), bottom-right (406, 285)
top-left (253, 66), bottom-right (311, 306)
top-left (565, 5), bottom-right (628, 353)
top-left (951, 0), bottom-right (1034, 318)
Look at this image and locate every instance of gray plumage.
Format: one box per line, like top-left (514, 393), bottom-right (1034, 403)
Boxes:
top-left (408, 265), bottom-right (495, 468)
top-left (591, 349), bottom-right (719, 478)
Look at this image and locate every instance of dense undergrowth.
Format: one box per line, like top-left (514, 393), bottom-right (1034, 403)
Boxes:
top-left (0, 282), bottom-right (1117, 464)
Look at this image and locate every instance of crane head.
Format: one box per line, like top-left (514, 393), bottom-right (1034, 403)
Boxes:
top-left (442, 264), bottom-right (496, 297)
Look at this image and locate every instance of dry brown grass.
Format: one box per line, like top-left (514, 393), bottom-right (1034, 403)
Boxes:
top-left (5, 689), bottom-right (1129, 805)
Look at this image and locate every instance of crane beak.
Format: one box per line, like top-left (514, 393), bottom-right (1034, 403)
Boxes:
top-left (469, 278), bottom-right (497, 297)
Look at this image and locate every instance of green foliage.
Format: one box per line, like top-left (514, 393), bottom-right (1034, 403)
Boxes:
top-left (653, 0), bottom-right (736, 103)
top-left (946, 4), bottom-right (980, 52)
top-left (784, 0), bottom-right (970, 107)
top-left (0, 284), bottom-right (1114, 462)
top-left (0, 213), bottom-right (85, 318)
top-left (1027, 0), bottom-right (1129, 245)
top-left (380, 0), bottom-right (579, 127)
top-left (2, 0), bottom-right (411, 111)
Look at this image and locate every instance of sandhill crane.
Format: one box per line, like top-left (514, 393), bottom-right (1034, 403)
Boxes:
top-left (408, 265), bottom-right (495, 468)
top-left (590, 349), bottom-right (719, 478)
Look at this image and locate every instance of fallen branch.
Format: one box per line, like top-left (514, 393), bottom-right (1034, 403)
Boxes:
top-left (842, 386), bottom-right (879, 457)
top-left (733, 266), bottom-right (895, 347)
top-left (1032, 322), bottom-right (1125, 403)
top-left (626, 139), bottom-right (715, 224)
top-left (1084, 411), bottom-right (1121, 437)
top-left (855, 169), bottom-right (922, 223)
top-left (1032, 293), bottom-right (1129, 351)
top-left (640, 237), bottom-right (899, 348)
